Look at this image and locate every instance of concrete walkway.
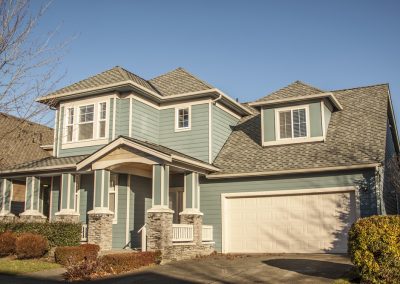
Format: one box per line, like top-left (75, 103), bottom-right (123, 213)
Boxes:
top-left (0, 254), bottom-right (354, 283)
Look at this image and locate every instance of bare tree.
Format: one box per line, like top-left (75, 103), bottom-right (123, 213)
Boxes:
top-left (0, 0), bottom-right (68, 127)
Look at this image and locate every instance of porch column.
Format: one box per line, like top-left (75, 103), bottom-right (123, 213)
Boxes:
top-left (19, 176), bottom-right (46, 222)
top-left (54, 173), bottom-right (79, 222)
top-left (0, 178), bottom-right (15, 222)
top-left (180, 172), bottom-right (203, 245)
top-left (147, 164), bottom-right (174, 251)
top-left (87, 169), bottom-right (113, 251)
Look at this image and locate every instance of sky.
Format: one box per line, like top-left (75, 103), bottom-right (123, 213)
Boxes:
top-left (31, 0), bottom-right (400, 124)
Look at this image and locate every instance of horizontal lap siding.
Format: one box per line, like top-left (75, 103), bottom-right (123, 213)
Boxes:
top-left (212, 105), bottom-right (239, 161)
top-left (159, 104), bottom-right (209, 162)
top-left (112, 174), bottom-right (128, 249)
top-left (79, 174), bottom-right (94, 224)
top-left (132, 99), bottom-right (159, 143)
top-left (59, 145), bottom-right (104, 157)
top-left (50, 176), bottom-right (61, 221)
top-left (200, 170), bottom-right (377, 252)
top-left (115, 99), bottom-right (130, 137)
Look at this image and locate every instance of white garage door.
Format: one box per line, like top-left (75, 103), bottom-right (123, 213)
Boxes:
top-left (224, 189), bottom-right (357, 253)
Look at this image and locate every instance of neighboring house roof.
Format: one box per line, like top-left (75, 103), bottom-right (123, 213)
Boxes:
top-left (149, 67), bottom-right (213, 96)
top-left (0, 113), bottom-right (54, 171)
top-left (254, 80), bottom-right (324, 103)
top-left (211, 83), bottom-right (392, 176)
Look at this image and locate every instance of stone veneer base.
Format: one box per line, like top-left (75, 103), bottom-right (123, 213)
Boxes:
top-left (87, 212), bottom-right (113, 251)
top-left (180, 213), bottom-right (203, 246)
top-left (147, 210), bottom-right (173, 251)
top-left (54, 214), bottom-right (80, 223)
top-left (161, 243), bottom-right (215, 263)
top-left (19, 214), bottom-right (47, 223)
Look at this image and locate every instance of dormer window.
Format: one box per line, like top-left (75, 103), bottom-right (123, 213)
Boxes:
top-left (175, 106), bottom-right (191, 131)
top-left (79, 104), bottom-right (94, 140)
top-left (277, 106), bottom-right (308, 140)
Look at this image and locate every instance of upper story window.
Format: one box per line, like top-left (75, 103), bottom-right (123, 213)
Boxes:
top-left (98, 102), bottom-right (107, 138)
top-left (66, 108), bottom-right (74, 142)
top-left (79, 104), bottom-right (94, 140)
top-left (276, 106), bottom-right (309, 140)
top-left (63, 101), bottom-right (108, 143)
top-left (175, 106), bottom-right (191, 131)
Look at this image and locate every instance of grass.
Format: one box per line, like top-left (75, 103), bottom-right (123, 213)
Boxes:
top-left (0, 258), bottom-right (61, 275)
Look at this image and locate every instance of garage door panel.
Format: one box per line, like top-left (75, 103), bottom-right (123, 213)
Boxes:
top-left (225, 190), bottom-right (356, 253)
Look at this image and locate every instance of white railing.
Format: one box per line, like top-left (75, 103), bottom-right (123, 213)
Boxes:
top-left (172, 224), bottom-right (193, 242)
top-left (202, 225), bottom-right (213, 242)
top-left (138, 225), bottom-right (147, 252)
top-left (81, 224), bottom-right (88, 242)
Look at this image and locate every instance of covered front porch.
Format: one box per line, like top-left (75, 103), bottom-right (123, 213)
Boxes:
top-left (0, 137), bottom-right (217, 257)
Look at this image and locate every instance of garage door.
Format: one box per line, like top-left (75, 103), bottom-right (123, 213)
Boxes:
top-left (224, 189), bottom-right (357, 253)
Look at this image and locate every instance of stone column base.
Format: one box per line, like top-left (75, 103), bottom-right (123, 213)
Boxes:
top-left (19, 210), bottom-right (47, 223)
top-left (54, 210), bottom-right (79, 223)
top-left (180, 211), bottom-right (203, 245)
top-left (147, 208), bottom-right (174, 251)
top-left (87, 209), bottom-right (113, 251)
top-left (0, 212), bottom-right (16, 222)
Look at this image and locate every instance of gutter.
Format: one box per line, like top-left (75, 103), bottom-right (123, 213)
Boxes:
top-left (206, 163), bottom-right (380, 179)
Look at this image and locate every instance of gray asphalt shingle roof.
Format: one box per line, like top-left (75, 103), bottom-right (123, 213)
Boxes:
top-left (212, 83), bottom-right (390, 175)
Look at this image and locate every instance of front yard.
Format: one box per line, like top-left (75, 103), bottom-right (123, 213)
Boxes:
top-left (0, 257), bottom-right (61, 275)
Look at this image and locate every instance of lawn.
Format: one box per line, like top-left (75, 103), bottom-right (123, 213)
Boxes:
top-left (0, 258), bottom-right (61, 275)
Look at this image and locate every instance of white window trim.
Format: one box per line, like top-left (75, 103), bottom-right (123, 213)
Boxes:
top-left (66, 107), bottom-right (74, 142)
top-left (98, 101), bottom-right (108, 139)
top-left (109, 173), bottom-right (118, 224)
top-left (62, 99), bottom-right (109, 145)
top-left (174, 106), bottom-right (191, 132)
top-left (275, 104), bottom-right (310, 141)
top-left (78, 104), bottom-right (95, 141)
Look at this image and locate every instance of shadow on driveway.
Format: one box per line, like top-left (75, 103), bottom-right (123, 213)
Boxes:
top-left (264, 258), bottom-right (353, 280)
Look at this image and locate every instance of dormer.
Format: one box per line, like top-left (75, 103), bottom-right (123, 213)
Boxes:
top-left (249, 81), bottom-right (342, 146)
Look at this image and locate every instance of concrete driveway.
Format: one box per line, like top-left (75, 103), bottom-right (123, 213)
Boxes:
top-left (0, 254), bottom-right (354, 283)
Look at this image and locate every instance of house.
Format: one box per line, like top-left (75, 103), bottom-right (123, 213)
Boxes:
top-left (0, 66), bottom-right (398, 257)
top-left (0, 113), bottom-right (53, 217)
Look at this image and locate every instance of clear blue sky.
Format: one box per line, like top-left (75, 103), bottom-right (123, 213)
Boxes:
top-left (33, 0), bottom-right (400, 122)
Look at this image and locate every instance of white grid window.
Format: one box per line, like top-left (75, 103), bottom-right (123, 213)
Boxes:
top-left (98, 102), bottom-right (107, 138)
top-left (78, 104), bottom-right (94, 140)
top-left (277, 107), bottom-right (308, 139)
top-left (175, 107), bottom-right (191, 131)
top-left (109, 173), bottom-right (118, 223)
top-left (66, 108), bottom-right (74, 142)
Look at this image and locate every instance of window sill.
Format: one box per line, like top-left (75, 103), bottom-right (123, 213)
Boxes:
top-left (262, 136), bottom-right (324, 146)
top-left (62, 138), bottom-right (109, 149)
top-left (174, 127), bottom-right (191, 133)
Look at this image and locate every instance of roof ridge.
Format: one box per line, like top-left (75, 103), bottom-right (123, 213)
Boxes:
top-left (331, 83), bottom-right (389, 93)
top-left (294, 80), bottom-right (324, 92)
top-left (174, 67), bottom-right (214, 89)
top-left (0, 112), bottom-right (53, 130)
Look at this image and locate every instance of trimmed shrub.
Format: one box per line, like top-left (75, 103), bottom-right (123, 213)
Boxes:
top-left (0, 222), bottom-right (81, 247)
top-left (348, 215), bottom-right (400, 284)
top-left (0, 231), bottom-right (17, 256)
top-left (55, 244), bottom-right (100, 265)
top-left (15, 233), bottom-right (48, 259)
top-left (100, 251), bottom-right (162, 274)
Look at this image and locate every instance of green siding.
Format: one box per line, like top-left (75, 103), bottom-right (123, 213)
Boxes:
top-left (61, 174), bottom-right (69, 209)
top-left (25, 177), bottom-right (32, 210)
top-left (56, 107), bottom-right (64, 157)
top-left (212, 105), bottom-right (239, 160)
top-left (54, 110), bottom-right (60, 157)
top-left (324, 103), bottom-right (332, 135)
top-left (130, 175), bottom-right (152, 249)
top-left (112, 174), bottom-right (128, 248)
top-left (50, 176), bottom-right (61, 220)
top-left (262, 108), bottom-right (276, 142)
top-left (310, 102), bottom-right (323, 137)
top-left (185, 173), bottom-right (193, 208)
top-left (153, 165), bottom-right (162, 205)
top-left (132, 99), bottom-right (159, 143)
top-left (59, 145), bottom-right (104, 157)
top-left (383, 122), bottom-right (398, 214)
top-left (159, 104), bottom-right (210, 162)
top-left (200, 170), bottom-right (377, 252)
top-left (79, 174), bottom-right (94, 224)
top-left (94, 170), bottom-right (103, 208)
top-left (115, 98), bottom-right (130, 137)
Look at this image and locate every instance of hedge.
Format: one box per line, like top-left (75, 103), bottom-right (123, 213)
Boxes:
top-left (16, 233), bottom-right (48, 259)
top-left (348, 215), bottom-right (400, 284)
top-left (0, 222), bottom-right (81, 247)
top-left (55, 244), bottom-right (100, 265)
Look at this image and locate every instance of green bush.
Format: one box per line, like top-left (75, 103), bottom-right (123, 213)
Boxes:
top-left (0, 231), bottom-right (17, 256)
top-left (15, 233), bottom-right (48, 259)
top-left (348, 215), bottom-right (400, 284)
top-left (55, 244), bottom-right (100, 265)
top-left (0, 222), bottom-right (81, 248)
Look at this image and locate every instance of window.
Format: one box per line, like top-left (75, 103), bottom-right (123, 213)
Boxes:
top-left (66, 108), bottom-right (74, 142)
top-left (277, 107), bottom-right (308, 139)
top-left (175, 107), bottom-right (190, 131)
top-left (98, 102), bottom-right (107, 138)
top-left (109, 173), bottom-right (118, 223)
top-left (78, 104), bottom-right (94, 140)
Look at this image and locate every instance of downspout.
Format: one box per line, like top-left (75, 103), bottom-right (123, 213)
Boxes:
top-left (211, 94), bottom-right (222, 105)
